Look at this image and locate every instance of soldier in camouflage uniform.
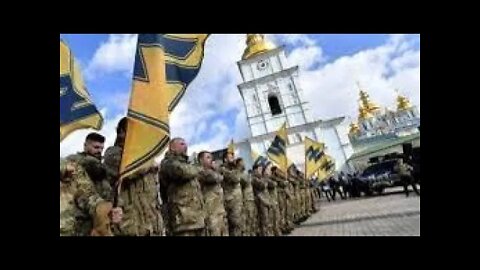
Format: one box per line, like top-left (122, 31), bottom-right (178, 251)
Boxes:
top-left (266, 171), bottom-right (280, 236)
top-left (271, 166), bottom-right (288, 234)
top-left (299, 172), bottom-right (309, 221)
top-left (66, 133), bottom-right (113, 201)
top-left (198, 151), bottom-right (228, 236)
top-left (302, 174), bottom-right (312, 218)
top-left (60, 158), bottom-right (123, 236)
top-left (286, 169), bottom-right (296, 226)
top-left (293, 170), bottom-right (303, 224)
top-left (284, 169), bottom-right (295, 232)
top-left (296, 174), bottom-right (303, 221)
top-left (236, 159), bottom-right (257, 236)
top-left (65, 133), bottom-right (123, 235)
top-left (252, 162), bottom-right (273, 236)
top-left (159, 138), bottom-right (205, 236)
top-left (103, 118), bottom-right (164, 236)
top-left (220, 152), bottom-right (245, 236)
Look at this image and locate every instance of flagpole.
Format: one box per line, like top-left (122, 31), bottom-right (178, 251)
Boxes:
top-left (304, 142), bottom-right (307, 181)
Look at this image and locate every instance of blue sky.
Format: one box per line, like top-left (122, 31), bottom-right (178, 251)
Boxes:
top-left (60, 34), bottom-right (420, 157)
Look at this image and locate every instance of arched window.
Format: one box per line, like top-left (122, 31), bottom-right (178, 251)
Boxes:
top-left (268, 94), bottom-right (282, 116)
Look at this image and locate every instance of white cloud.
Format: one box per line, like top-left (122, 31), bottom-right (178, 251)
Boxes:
top-left (170, 34), bottom-right (247, 147)
top-left (293, 35), bottom-right (420, 122)
top-left (389, 50), bottom-right (420, 72)
top-left (61, 34), bottom-right (420, 161)
top-left (268, 34), bottom-right (325, 70)
top-left (233, 105), bottom-right (250, 140)
top-left (286, 45), bottom-right (324, 71)
top-left (187, 120), bottom-right (231, 155)
top-left (85, 34), bottom-right (137, 79)
top-left (63, 34), bottom-right (248, 158)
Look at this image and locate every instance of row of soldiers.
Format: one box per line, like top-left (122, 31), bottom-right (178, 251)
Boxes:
top-left (60, 117), bottom-right (319, 236)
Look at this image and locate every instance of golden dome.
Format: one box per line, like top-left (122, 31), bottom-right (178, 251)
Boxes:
top-left (358, 105), bottom-right (373, 120)
top-left (397, 94), bottom-right (412, 111)
top-left (359, 90), bottom-right (380, 113)
top-left (242, 34), bottom-right (276, 60)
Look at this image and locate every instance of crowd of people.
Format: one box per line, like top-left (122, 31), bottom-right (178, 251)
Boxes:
top-left (60, 117), bottom-right (321, 236)
top-left (313, 161), bottom-right (420, 202)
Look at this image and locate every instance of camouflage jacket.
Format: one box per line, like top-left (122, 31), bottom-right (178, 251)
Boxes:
top-left (285, 177), bottom-right (295, 199)
top-left (271, 173), bottom-right (287, 188)
top-left (198, 168), bottom-right (226, 216)
top-left (297, 177), bottom-right (306, 189)
top-left (160, 151), bottom-right (205, 233)
top-left (66, 152), bottom-right (113, 201)
top-left (103, 145), bottom-right (164, 236)
top-left (290, 176), bottom-right (300, 187)
top-left (220, 164), bottom-right (241, 189)
top-left (240, 172), bottom-right (255, 202)
top-left (251, 173), bottom-right (272, 207)
top-left (267, 177), bottom-right (279, 203)
top-left (220, 164), bottom-right (243, 203)
top-left (60, 159), bottom-right (105, 236)
top-left (272, 173), bottom-right (291, 198)
top-left (267, 177), bottom-right (278, 190)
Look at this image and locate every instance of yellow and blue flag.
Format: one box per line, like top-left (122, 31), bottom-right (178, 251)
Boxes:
top-left (267, 122), bottom-right (289, 173)
top-left (60, 39), bottom-right (103, 141)
top-left (304, 136), bottom-right (325, 179)
top-left (120, 34), bottom-right (209, 179)
top-left (253, 148), bottom-right (295, 176)
top-left (323, 155), bottom-right (335, 173)
top-left (317, 154), bottom-right (335, 181)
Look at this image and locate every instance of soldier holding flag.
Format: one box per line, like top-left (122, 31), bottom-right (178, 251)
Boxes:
top-left (60, 39), bottom-right (122, 236)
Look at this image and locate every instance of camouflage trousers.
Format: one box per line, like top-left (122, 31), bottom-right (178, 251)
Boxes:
top-left (114, 173), bottom-right (165, 236)
top-left (225, 199), bottom-right (245, 236)
top-left (268, 193), bottom-right (281, 236)
top-left (205, 213), bottom-right (229, 236)
top-left (284, 196), bottom-right (294, 231)
top-left (243, 200), bottom-right (258, 236)
top-left (256, 201), bottom-right (273, 236)
top-left (277, 191), bottom-right (287, 233)
top-left (292, 191), bottom-right (298, 222)
top-left (300, 188), bottom-right (307, 218)
top-left (310, 188), bottom-right (319, 212)
top-left (294, 188), bottom-right (301, 222)
top-left (271, 202), bottom-right (281, 236)
top-left (162, 204), bottom-right (172, 236)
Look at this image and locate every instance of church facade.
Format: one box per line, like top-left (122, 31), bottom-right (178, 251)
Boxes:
top-left (346, 88), bottom-right (420, 171)
top-left (231, 34), bottom-right (354, 173)
top-left (208, 34), bottom-right (420, 176)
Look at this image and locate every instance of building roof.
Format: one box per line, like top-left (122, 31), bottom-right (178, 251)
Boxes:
top-left (347, 132), bottom-right (420, 161)
top-left (233, 116), bottom-right (346, 145)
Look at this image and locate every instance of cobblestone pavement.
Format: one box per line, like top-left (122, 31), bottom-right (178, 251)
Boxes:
top-left (288, 188), bottom-right (420, 236)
